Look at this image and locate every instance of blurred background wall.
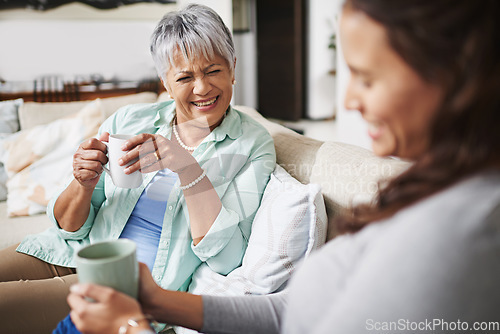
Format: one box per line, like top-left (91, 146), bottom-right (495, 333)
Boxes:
top-left (0, 0), bottom-right (370, 150)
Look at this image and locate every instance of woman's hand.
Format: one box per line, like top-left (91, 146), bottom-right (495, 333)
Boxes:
top-left (119, 133), bottom-right (197, 174)
top-left (137, 263), bottom-right (164, 318)
top-left (68, 283), bottom-right (149, 334)
top-left (73, 132), bottom-right (109, 189)
top-left (136, 262), bottom-right (205, 330)
top-left (68, 264), bottom-right (205, 332)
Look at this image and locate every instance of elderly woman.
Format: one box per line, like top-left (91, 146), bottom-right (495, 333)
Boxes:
top-left (0, 4), bottom-right (275, 333)
top-left (64, 0), bottom-right (500, 333)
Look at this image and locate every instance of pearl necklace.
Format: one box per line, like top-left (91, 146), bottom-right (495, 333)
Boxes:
top-left (172, 119), bottom-right (197, 152)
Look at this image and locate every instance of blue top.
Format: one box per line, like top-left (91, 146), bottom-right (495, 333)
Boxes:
top-left (17, 101), bottom-right (276, 292)
top-left (120, 169), bottom-right (178, 270)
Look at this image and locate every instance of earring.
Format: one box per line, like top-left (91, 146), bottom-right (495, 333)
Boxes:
top-left (232, 80), bottom-right (237, 85)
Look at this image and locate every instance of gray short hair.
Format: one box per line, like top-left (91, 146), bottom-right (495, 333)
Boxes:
top-left (150, 3), bottom-right (235, 81)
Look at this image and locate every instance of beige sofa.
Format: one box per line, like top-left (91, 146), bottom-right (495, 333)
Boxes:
top-left (0, 93), bottom-right (409, 250)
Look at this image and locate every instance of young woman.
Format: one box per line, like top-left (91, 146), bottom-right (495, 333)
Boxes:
top-left (65, 0), bottom-right (500, 333)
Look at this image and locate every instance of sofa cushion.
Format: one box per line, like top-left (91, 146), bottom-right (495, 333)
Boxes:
top-left (18, 92), bottom-right (158, 130)
top-left (0, 99), bottom-right (104, 216)
top-left (311, 142), bottom-right (409, 239)
top-left (187, 165), bottom-right (327, 296)
top-left (0, 201), bottom-right (51, 250)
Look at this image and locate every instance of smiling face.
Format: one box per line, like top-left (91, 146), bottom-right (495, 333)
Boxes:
top-left (340, 7), bottom-right (443, 159)
top-left (162, 51), bottom-right (235, 129)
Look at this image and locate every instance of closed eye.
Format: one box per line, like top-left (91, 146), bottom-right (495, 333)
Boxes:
top-left (176, 76), bottom-right (191, 82)
top-left (352, 73), bottom-right (372, 89)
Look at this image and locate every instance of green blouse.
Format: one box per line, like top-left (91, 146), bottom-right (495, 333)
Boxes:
top-left (17, 100), bottom-right (276, 292)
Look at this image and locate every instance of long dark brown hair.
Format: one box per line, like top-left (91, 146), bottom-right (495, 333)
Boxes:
top-left (337, 0), bottom-right (500, 233)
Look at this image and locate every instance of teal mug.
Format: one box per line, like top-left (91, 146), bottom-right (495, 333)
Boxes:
top-left (75, 239), bottom-right (139, 299)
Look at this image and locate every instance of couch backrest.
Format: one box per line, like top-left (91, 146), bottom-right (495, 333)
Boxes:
top-left (236, 105), bottom-right (410, 240)
top-left (18, 92), bottom-right (159, 130)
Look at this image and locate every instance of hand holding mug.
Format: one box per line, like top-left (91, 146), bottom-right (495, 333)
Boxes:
top-left (73, 132), bottom-right (109, 189)
top-left (68, 283), bottom-right (144, 334)
top-left (119, 133), bottom-right (197, 175)
top-left (73, 132), bottom-right (144, 189)
top-left (103, 134), bottom-right (143, 189)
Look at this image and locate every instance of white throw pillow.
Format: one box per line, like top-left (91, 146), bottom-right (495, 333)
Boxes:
top-left (0, 134), bottom-right (9, 202)
top-left (0, 98), bottom-right (23, 134)
top-left (0, 134), bottom-right (12, 202)
top-left (0, 98), bottom-right (23, 201)
top-left (0, 99), bottom-right (104, 216)
top-left (188, 165), bottom-right (327, 296)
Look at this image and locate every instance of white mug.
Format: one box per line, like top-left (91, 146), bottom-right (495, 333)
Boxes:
top-left (103, 134), bottom-right (142, 189)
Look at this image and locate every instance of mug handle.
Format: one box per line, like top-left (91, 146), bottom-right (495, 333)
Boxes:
top-left (101, 141), bottom-right (112, 177)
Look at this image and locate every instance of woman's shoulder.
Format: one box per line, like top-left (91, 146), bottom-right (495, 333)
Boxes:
top-left (401, 170), bottom-right (500, 229)
top-left (101, 100), bottom-right (174, 133)
top-left (230, 106), bottom-right (272, 135)
top-left (231, 107), bottom-right (273, 142)
top-left (112, 100), bottom-right (174, 121)
top-left (348, 170), bottom-right (500, 263)
top-left (217, 107), bottom-right (276, 161)
top-left (321, 170), bottom-right (500, 260)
